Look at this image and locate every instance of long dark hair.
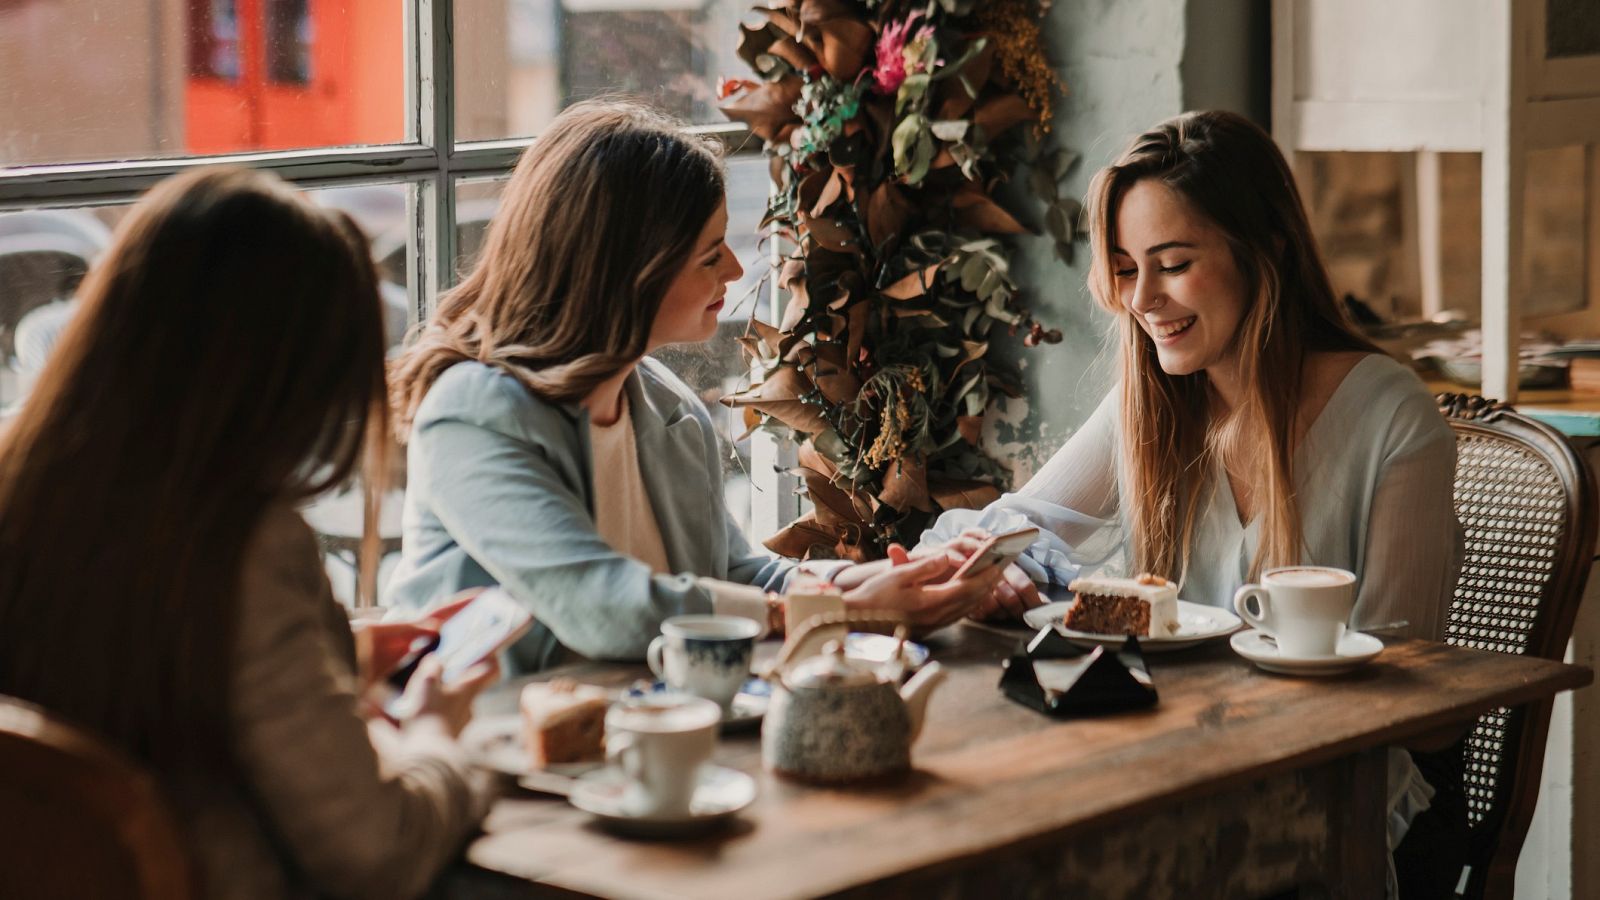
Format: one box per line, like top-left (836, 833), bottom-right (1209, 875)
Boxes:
top-left (390, 99), bottom-right (725, 435)
top-left (1084, 110), bottom-right (1379, 581)
top-left (0, 166), bottom-right (387, 772)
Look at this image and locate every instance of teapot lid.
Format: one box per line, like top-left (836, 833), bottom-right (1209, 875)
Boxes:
top-left (785, 639), bottom-right (879, 689)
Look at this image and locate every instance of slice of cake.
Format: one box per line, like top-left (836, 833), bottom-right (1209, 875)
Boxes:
top-left (1064, 573), bottom-right (1180, 637)
top-left (519, 678), bottom-right (609, 768)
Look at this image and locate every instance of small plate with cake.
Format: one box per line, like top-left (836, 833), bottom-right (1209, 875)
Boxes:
top-left (1022, 574), bottom-right (1242, 652)
top-left (463, 679), bottom-right (612, 793)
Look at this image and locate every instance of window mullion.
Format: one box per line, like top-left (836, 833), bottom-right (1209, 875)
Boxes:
top-left (412, 0), bottom-right (457, 322)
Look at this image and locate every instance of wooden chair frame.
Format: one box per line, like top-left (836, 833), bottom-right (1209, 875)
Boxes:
top-left (1437, 393), bottom-right (1598, 899)
top-left (0, 696), bottom-right (193, 899)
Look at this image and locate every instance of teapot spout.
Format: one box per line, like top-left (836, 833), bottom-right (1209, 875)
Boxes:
top-left (899, 661), bottom-right (946, 742)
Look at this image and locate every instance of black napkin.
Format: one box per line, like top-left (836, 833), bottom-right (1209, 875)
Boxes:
top-left (999, 626), bottom-right (1158, 717)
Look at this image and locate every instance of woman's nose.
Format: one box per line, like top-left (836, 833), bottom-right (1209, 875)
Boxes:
top-left (1127, 273), bottom-right (1163, 315)
top-left (723, 251), bottom-right (745, 284)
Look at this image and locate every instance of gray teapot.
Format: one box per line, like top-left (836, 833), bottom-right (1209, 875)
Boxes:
top-left (760, 613), bottom-right (946, 784)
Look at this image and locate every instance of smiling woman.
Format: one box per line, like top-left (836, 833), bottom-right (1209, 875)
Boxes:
top-left (922, 109), bottom-right (1466, 900)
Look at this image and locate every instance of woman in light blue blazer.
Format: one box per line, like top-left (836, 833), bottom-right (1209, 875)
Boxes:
top-left (386, 100), bottom-right (999, 673)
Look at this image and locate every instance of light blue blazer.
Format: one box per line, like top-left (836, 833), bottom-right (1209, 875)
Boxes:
top-left (385, 359), bottom-right (795, 672)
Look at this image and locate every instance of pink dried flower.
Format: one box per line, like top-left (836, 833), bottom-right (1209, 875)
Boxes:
top-left (872, 13), bottom-right (932, 95)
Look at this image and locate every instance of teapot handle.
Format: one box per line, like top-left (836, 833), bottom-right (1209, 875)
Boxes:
top-left (763, 609), bottom-right (909, 679)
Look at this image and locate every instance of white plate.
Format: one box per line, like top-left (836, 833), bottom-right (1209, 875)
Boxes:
top-left (1022, 599), bottom-right (1242, 652)
top-left (569, 764), bottom-right (756, 837)
top-left (843, 633), bottom-right (930, 670)
top-left (1229, 629), bottom-right (1384, 676)
top-left (462, 715), bottom-right (603, 780)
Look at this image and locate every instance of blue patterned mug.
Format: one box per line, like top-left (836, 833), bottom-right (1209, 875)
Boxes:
top-left (647, 615), bottom-right (760, 711)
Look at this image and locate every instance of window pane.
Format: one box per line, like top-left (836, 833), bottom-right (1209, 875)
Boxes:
top-left (1549, 0), bottom-right (1600, 59)
top-left (0, 183), bottom-right (415, 607)
top-left (455, 0), bottom-right (750, 143)
top-left (451, 157), bottom-right (772, 531)
top-left (1, 1), bottom-right (406, 166)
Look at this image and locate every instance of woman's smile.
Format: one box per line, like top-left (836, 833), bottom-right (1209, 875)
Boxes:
top-left (1147, 315), bottom-right (1196, 342)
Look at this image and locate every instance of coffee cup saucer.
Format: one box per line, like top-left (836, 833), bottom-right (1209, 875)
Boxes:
top-left (1230, 629), bottom-right (1384, 676)
top-left (625, 679), bottom-right (771, 731)
top-left (568, 764), bottom-right (757, 837)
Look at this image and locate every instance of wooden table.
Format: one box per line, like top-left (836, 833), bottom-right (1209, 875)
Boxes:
top-left (442, 625), bottom-right (1591, 900)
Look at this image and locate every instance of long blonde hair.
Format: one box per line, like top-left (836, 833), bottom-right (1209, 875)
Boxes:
top-left (390, 100), bottom-right (725, 436)
top-left (1085, 111), bottom-right (1379, 582)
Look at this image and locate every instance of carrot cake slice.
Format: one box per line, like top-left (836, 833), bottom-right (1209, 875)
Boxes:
top-left (1063, 573), bottom-right (1180, 637)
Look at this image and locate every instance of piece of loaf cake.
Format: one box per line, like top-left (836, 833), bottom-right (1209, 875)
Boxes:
top-left (1064, 573), bottom-right (1180, 637)
top-left (519, 678), bottom-right (609, 768)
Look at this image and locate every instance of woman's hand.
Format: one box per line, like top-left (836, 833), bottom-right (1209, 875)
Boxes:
top-left (352, 590), bottom-right (481, 694)
top-left (396, 655), bottom-right (499, 739)
top-left (842, 552), bottom-right (1006, 635)
top-left (970, 563), bottom-right (1045, 623)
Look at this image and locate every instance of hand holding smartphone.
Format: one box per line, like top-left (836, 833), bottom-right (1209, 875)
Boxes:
top-left (946, 527), bottom-right (1039, 582)
top-left (383, 587), bottom-right (531, 719)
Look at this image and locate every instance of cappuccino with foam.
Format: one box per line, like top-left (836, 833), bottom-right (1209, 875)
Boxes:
top-left (1233, 565), bottom-right (1358, 658)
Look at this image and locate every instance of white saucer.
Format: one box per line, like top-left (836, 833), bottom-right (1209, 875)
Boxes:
top-left (1023, 599), bottom-right (1242, 652)
top-left (569, 764), bottom-right (756, 837)
top-left (625, 679), bottom-right (771, 730)
top-left (1229, 629), bottom-right (1384, 676)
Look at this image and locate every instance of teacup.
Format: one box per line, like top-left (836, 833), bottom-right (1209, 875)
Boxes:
top-left (1232, 566), bottom-right (1357, 658)
top-left (605, 694), bottom-right (721, 817)
top-left (647, 615), bottom-right (760, 710)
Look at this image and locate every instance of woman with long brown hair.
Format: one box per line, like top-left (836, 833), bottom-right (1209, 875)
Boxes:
top-left (937, 110), bottom-right (1464, 898)
top-left (0, 167), bottom-right (495, 899)
top-left (386, 99), bottom-right (1000, 673)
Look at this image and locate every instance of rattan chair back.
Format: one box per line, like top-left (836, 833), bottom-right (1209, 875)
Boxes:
top-left (1437, 392), bottom-right (1596, 899)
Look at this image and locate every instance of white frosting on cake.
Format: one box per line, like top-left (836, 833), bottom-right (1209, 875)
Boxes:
top-left (1067, 575), bottom-right (1181, 636)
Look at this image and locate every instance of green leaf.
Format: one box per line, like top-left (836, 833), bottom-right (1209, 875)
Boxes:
top-left (961, 305), bottom-right (982, 334)
top-left (906, 129), bottom-right (935, 185)
top-left (977, 268), bottom-right (1001, 300)
top-left (891, 115), bottom-right (923, 177)
top-left (1046, 202), bottom-right (1072, 243)
top-left (959, 254), bottom-right (987, 291)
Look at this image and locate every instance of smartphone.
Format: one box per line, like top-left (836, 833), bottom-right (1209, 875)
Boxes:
top-left (948, 527), bottom-right (1040, 581)
top-left (385, 587), bottom-right (532, 718)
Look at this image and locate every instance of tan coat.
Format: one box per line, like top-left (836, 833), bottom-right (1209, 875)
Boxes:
top-left (165, 503), bottom-right (492, 900)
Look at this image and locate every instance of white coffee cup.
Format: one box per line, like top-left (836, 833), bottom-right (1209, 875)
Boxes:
top-left (605, 694), bottom-right (721, 818)
top-left (1232, 566), bottom-right (1357, 658)
top-left (647, 615), bottom-right (760, 710)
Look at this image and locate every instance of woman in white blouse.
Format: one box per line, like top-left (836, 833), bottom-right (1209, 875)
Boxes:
top-left (934, 111), bottom-right (1465, 899)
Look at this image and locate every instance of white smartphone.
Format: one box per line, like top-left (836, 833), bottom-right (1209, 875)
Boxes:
top-left (430, 587), bottom-right (532, 683)
top-left (948, 526), bottom-right (1040, 581)
top-left (385, 587), bottom-right (531, 718)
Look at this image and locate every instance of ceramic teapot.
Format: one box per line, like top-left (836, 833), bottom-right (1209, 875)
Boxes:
top-left (761, 612), bottom-right (946, 784)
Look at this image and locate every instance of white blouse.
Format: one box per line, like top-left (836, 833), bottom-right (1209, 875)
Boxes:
top-left (925, 353), bottom-right (1463, 892)
top-left (937, 353), bottom-right (1463, 642)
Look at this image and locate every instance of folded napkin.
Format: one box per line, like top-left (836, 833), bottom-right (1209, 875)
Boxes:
top-left (999, 626), bottom-right (1158, 717)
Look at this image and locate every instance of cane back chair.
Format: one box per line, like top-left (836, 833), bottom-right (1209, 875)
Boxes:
top-left (0, 695), bottom-right (193, 899)
top-left (1436, 393), bottom-right (1597, 899)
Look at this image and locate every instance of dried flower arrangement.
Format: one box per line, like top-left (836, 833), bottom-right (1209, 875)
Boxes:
top-left (718, 0), bottom-right (1080, 560)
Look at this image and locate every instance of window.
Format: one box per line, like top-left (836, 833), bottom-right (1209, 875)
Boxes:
top-left (0, 1), bottom-right (766, 605)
